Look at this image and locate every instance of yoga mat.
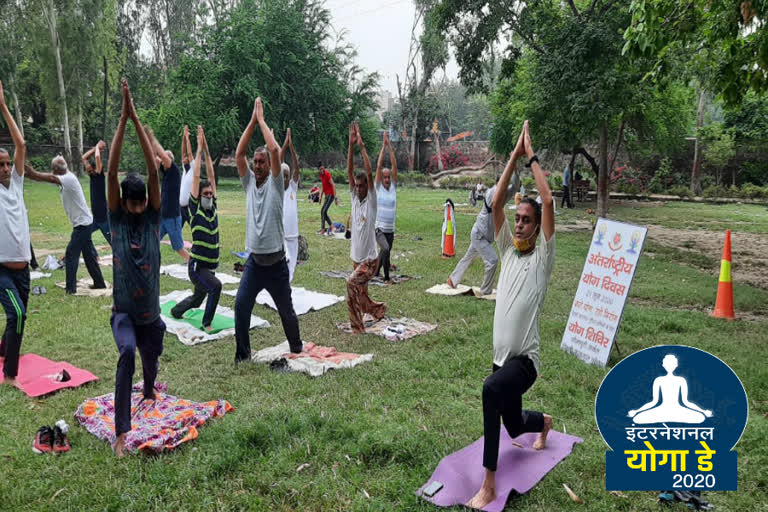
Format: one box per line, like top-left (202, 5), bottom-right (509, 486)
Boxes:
top-left (161, 239), bottom-right (193, 249)
top-left (253, 341), bottom-right (374, 377)
top-left (30, 271), bottom-right (51, 280)
top-left (0, 353), bottom-right (99, 397)
top-left (54, 279), bottom-right (112, 297)
top-left (160, 264), bottom-right (240, 285)
top-left (416, 430), bottom-right (583, 512)
top-left (425, 283), bottom-right (496, 301)
top-left (222, 287), bottom-right (344, 316)
top-left (160, 301), bottom-right (235, 334)
top-left (231, 251), bottom-right (249, 259)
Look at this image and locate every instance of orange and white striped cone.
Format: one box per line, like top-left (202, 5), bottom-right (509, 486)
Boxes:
top-left (712, 229), bottom-right (735, 320)
top-left (442, 205), bottom-right (455, 258)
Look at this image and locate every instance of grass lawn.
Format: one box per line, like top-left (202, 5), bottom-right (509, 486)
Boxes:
top-left (2, 176), bottom-right (767, 511)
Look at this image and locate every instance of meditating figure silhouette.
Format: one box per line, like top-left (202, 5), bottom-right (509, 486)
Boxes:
top-left (628, 354), bottom-right (713, 424)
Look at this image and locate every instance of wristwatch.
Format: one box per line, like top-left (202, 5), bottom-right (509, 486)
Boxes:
top-left (525, 155), bottom-right (539, 168)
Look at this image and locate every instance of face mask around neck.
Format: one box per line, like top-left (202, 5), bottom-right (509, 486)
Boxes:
top-left (513, 225), bottom-right (539, 254)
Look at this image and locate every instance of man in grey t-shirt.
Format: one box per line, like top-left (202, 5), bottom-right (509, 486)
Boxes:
top-left (233, 98), bottom-right (301, 363)
top-left (446, 173), bottom-right (519, 295)
top-left (25, 156), bottom-right (107, 294)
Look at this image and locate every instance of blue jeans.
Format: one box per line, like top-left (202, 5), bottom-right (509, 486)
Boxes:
top-left (111, 313), bottom-right (166, 436)
top-left (65, 224), bottom-right (107, 294)
top-left (0, 265), bottom-right (30, 378)
top-left (91, 221), bottom-right (112, 246)
top-left (159, 216), bottom-right (184, 251)
top-left (234, 255), bottom-right (301, 362)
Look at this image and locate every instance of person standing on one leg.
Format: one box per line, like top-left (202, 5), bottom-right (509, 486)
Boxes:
top-left (0, 79), bottom-right (30, 388)
top-left (318, 163), bottom-right (336, 235)
top-left (233, 98), bottom-right (302, 363)
top-left (171, 126), bottom-right (222, 332)
top-left (26, 156), bottom-right (108, 295)
top-left (447, 169), bottom-right (519, 296)
top-left (144, 125), bottom-right (190, 262)
top-left (179, 125), bottom-right (195, 229)
top-left (107, 80), bottom-right (166, 457)
top-left (374, 132), bottom-right (398, 282)
top-left (345, 121), bottom-right (386, 334)
top-left (280, 128), bottom-right (301, 283)
top-left (466, 121), bottom-right (555, 509)
top-left (82, 140), bottom-right (111, 245)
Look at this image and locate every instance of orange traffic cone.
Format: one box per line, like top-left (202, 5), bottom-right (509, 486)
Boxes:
top-left (712, 229), bottom-right (735, 320)
top-left (442, 201), bottom-right (456, 258)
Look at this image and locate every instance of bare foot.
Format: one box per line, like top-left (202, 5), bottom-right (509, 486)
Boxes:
top-left (204, 325), bottom-right (215, 333)
top-left (533, 414), bottom-right (553, 450)
top-left (114, 433), bottom-right (127, 458)
top-left (446, 277), bottom-right (455, 288)
top-left (1, 376), bottom-right (17, 387)
top-left (466, 472), bottom-right (496, 509)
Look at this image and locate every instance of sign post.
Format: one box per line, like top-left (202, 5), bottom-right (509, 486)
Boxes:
top-left (560, 218), bottom-right (647, 367)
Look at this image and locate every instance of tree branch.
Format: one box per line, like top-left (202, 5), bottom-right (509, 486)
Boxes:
top-left (430, 157), bottom-right (504, 180)
top-left (566, 0), bottom-right (580, 16)
top-left (575, 147), bottom-right (599, 174)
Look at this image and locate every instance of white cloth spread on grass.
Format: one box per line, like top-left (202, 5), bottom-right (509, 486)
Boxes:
top-left (222, 286), bottom-right (344, 316)
top-left (30, 271), bottom-right (51, 280)
top-left (425, 283), bottom-right (496, 300)
top-left (54, 279), bottom-right (112, 297)
top-left (159, 290), bottom-right (269, 346)
top-left (336, 316), bottom-right (438, 341)
top-left (252, 341), bottom-right (374, 377)
top-left (160, 264), bottom-right (240, 285)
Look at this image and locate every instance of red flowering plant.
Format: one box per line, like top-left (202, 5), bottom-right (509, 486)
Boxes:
top-left (610, 165), bottom-right (644, 194)
top-left (429, 145), bottom-right (471, 172)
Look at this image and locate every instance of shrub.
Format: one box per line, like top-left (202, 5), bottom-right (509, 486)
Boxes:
top-left (702, 185), bottom-right (730, 198)
top-left (668, 185), bottom-right (692, 198)
top-left (739, 184), bottom-right (768, 199)
top-left (611, 165), bottom-right (644, 193)
top-left (428, 144), bottom-right (470, 172)
top-left (397, 172), bottom-right (432, 186)
top-left (440, 175), bottom-right (496, 189)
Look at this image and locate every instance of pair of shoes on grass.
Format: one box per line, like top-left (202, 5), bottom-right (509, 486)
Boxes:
top-left (33, 420), bottom-right (71, 454)
top-left (32, 286), bottom-right (47, 295)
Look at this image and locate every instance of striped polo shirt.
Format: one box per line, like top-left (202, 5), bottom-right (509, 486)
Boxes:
top-left (188, 194), bottom-right (220, 269)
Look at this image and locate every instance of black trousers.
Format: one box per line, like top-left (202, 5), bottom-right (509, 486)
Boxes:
top-left (482, 355), bottom-right (544, 471)
top-left (375, 229), bottom-right (395, 280)
top-left (65, 224), bottom-right (106, 293)
top-left (0, 265), bottom-right (30, 378)
top-left (320, 195), bottom-right (334, 230)
top-left (171, 259), bottom-right (222, 328)
top-left (561, 186), bottom-right (573, 208)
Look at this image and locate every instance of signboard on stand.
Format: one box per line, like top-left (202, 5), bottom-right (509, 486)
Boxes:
top-left (561, 218), bottom-right (647, 367)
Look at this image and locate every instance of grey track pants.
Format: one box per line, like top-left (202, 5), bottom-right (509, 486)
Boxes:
top-left (449, 235), bottom-right (498, 295)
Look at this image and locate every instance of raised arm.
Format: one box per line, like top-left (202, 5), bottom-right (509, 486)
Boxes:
top-left (94, 145), bottom-right (103, 174)
top-left (181, 125), bottom-right (189, 166)
top-left (287, 129), bottom-right (300, 184)
top-left (0, 80), bottom-right (26, 175)
top-left (185, 126), bottom-right (193, 165)
top-left (375, 133), bottom-right (386, 185)
top-left (387, 134), bottom-right (398, 183)
top-left (356, 122), bottom-right (373, 191)
top-left (346, 122), bottom-right (356, 191)
top-left (280, 130), bottom-right (289, 165)
top-left (130, 91), bottom-right (161, 210)
top-left (253, 97), bottom-right (281, 177)
top-left (493, 128), bottom-right (525, 237)
top-left (24, 163), bottom-right (61, 186)
top-left (524, 122), bottom-right (554, 241)
top-left (144, 125), bottom-right (172, 170)
top-left (191, 125), bottom-right (203, 199)
top-left (201, 128), bottom-right (217, 197)
top-left (236, 100), bottom-right (260, 178)
top-left (108, 79), bottom-right (130, 212)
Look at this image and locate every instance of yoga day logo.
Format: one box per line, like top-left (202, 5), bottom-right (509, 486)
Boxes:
top-left (595, 345), bottom-right (747, 490)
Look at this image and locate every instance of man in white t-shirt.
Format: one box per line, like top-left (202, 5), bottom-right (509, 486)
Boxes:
top-left (281, 128), bottom-right (301, 282)
top-left (466, 121), bottom-right (555, 510)
top-left (179, 124), bottom-right (195, 228)
top-left (26, 156), bottom-right (107, 295)
top-left (345, 121), bottom-right (386, 333)
top-left (0, 79), bottom-right (31, 386)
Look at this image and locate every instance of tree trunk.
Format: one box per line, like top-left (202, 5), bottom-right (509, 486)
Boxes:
top-left (45, 0), bottom-right (73, 168)
top-left (102, 55), bottom-right (108, 142)
top-left (597, 121), bottom-right (609, 218)
top-left (8, 74), bottom-right (24, 138)
top-left (409, 111), bottom-right (417, 171)
top-left (77, 100), bottom-right (84, 176)
top-left (690, 90), bottom-right (706, 196)
top-left (732, 167), bottom-right (736, 187)
top-left (434, 120), bottom-right (444, 172)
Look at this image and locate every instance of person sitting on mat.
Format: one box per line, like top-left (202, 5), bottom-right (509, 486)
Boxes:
top-left (233, 97), bottom-right (302, 363)
top-left (374, 132), bottom-right (398, 283)
top-left (280, 128), bottom-right (301, 283)
top-left (179, 125), bottom-right (195, 229)
top-left (26, 156), bottom-right (108, 295)
top-left (107, 80), bottom-right (166, 457)
top-left (446, 166), bottom-right (519, 296)
top-left (466, 121), bottom-right (555, 509)
top-left (0, 79), bottom-right (31, 388)
top-left (170, 125), bottom-right (221, 332)
top-left (144, 125), bottom-right (190, 262)
top-left (345, 121), bottom-right (386, 334)
top-left (82, 140), bottom-right (111, 245)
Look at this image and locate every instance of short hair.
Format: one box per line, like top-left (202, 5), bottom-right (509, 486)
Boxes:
top-left (199, 179), bottom-right (212, 193)
top-left (519, 197), bottom-right (542, 224)
top-left (0, 148), bottom-right (9, 157)
top-left (382, 167), bottom-right (391, 175)
top-left (253, 146), bottom-right (268, 157)
top-left (317, 162), bottom-right (323, 169)
top-left (51, 155), bottom-right (68, 173)
top-left (121, 173), bottom-right (146, 201)
top-left (281, 163), bottom-right (290, 177)
top-left (354, 171), bottom-right (367, 183)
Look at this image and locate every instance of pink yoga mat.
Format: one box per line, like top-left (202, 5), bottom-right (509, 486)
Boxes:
top-left (161, 240), bottom-right (193, 249)
top-left (0, 353), bottom-right (99, 397)
top-left (416, 430), bottom-right (583, 512)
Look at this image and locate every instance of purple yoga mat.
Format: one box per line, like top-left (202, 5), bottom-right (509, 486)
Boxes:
top-left (416, 430), bottom-right (583, 512)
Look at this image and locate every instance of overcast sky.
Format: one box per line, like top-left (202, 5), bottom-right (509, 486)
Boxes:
top-left (325, 0), bottom-right (459, 95)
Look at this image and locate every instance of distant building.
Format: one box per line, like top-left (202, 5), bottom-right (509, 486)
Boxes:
top-left (375, 90), bottom-right (394, 121)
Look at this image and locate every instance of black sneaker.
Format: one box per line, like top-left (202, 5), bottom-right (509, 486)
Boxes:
top-left (33, 426), bottom-right (54, 454)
